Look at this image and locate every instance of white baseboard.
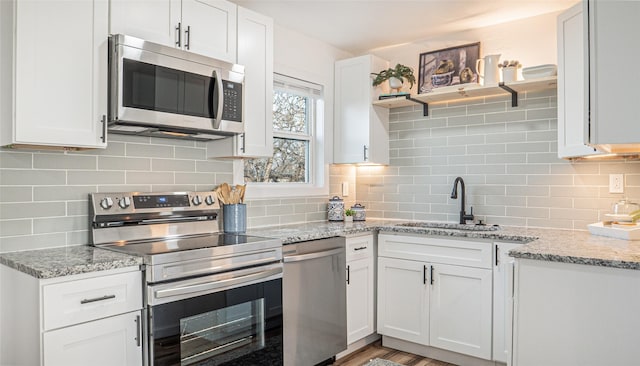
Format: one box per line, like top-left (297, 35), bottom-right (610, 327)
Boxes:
top-left (336, 333), bottom-right (381, 360)
top-left (382, 336), bottom-right (503, 366)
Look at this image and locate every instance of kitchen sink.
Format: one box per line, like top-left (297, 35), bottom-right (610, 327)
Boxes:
top-left (396, 222), bottom-right (500, 231)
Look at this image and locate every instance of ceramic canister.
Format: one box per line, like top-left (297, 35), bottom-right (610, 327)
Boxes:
top-left (351, 203), bottom-right (366, 221)
top-left (328, 196), bottom-right (345, 221)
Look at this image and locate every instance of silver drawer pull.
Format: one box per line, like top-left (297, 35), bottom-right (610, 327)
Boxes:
top-left (80, 294), bottom-right (116, 304)
top-left (353, 246), bottom-right (368, 251)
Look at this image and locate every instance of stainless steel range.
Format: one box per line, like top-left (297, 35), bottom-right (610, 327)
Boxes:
top-left (90, 191), bottom-right (283, 366)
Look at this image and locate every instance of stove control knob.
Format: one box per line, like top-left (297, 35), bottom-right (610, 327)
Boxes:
top-left (100, 197), bottom-right (113, 210)
top-left (204, 195), bottom-right (214, 205)
top-left (192, 195), bottom-right (202, 206)
top-left (118, 196), bottom-right (131, 209)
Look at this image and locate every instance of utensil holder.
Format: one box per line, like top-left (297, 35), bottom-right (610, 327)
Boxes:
top-left (223, 204), bottom-right (247, 233)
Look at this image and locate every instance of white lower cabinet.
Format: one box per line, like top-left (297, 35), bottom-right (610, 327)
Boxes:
top-left (0, 266), bottom-right (143, 366)
top-left (43, 311), bottom-right (141, 366)
top-left (493, 242), bottom-right (520, 365)
top-left (377, 233), bottom-right (493, 361)
top-left (345, 234), bottom-right (376, 345)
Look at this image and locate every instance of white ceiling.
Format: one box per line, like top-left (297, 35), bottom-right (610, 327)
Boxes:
top-left (231, 0), bottom-right (577, 54)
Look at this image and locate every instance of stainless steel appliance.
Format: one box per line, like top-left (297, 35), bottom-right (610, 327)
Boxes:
top-left (283, 237), bottom-right (347, 366)
top-left (90, 191), bottom-right (282, 366)
top-left (109, 34), bottom-right (245, 141)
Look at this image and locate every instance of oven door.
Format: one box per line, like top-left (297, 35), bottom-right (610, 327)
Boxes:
top-left (147, 263), bottom-right (282, 366)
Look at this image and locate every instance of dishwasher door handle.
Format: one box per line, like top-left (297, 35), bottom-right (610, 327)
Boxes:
top-left (283, 247), bottom-right (343, 263)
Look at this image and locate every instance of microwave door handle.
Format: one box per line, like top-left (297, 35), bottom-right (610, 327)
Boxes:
top-left (212, 70), bottom-right (224, 129)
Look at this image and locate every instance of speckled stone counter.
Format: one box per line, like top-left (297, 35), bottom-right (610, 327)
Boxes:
top-left (250, 220), bottom-right (640, 270)
top-left (0, 245), bottom-right (143, 279)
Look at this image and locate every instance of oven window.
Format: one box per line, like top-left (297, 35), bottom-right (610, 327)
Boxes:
top-left (122, 59), bottom-right (215, 119)
top-left (150, 278), bottom-right (282, 366)
top-left (180, 300), bottom-right (265, 365)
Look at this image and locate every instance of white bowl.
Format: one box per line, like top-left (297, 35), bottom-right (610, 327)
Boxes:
top-left (522, 64), bottom-right (557, 79)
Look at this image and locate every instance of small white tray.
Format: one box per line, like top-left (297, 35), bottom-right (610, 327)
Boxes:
top-left (588, 222), bottom-right (640, 240)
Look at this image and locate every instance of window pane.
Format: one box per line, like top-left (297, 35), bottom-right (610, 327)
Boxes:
top-left (273, 91), bottom-right (308, 133)
top-left (244, 138), bottom-right (309, 183)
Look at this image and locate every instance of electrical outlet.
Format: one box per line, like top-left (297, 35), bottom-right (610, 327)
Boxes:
top-left (342, 181), bottom-right (349, 197)
top-left (609, 174), bottom-right (624, 193)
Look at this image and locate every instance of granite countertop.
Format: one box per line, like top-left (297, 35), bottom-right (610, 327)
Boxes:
top-left (5, 219), bottom-right (640, 280)
top-left (0, 246), bottom-right (143, 279)
top-left (250, 219), bottom-right (640, 270)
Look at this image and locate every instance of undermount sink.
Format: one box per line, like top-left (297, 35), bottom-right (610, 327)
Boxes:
top-left (396, 222), bottom-right (500, 232)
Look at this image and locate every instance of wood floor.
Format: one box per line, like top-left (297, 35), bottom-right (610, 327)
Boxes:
top-left (332, 340), bottom-right (458, 366)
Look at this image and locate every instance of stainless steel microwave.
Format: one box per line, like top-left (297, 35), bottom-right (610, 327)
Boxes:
top-left (108, 34), bottom-right (244, 140)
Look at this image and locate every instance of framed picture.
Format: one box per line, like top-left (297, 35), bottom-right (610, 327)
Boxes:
top-left (418, 42), bottom-right (481, 93)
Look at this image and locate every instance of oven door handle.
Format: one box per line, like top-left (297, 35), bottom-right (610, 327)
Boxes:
top-left (154, 266), bottom-right (282, 299)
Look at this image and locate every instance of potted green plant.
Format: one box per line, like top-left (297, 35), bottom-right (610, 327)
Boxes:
top-left (371, 63), bottom-right (416, 93)
top-left (344, 209), bottom-right (355, 222)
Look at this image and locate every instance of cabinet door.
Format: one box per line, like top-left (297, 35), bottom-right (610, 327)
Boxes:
top-left (493, 243), bottom-right (520, 365)
top-left (182, 0), bottom-right (236, 62)
top-left (110, 0), bottom-right (180, 48)
top-left (347, 257), bottom-right (374, 344)
top-left (13, 0), bottom-right (108, 148)
top-left (236, 6), bottom-right (273, 157)
top-left (429, 263), bottom-right (492, 360)
top-left (377, 257), bottom-right (429, 345)
top-left (334, 55), bottom-right (389, 164)
top-left (589, 0), bottom-right (640, 147)
top-left (43, 311), bottom-right (142, 366)
top-left (557, 3), bottom-right (599, 158)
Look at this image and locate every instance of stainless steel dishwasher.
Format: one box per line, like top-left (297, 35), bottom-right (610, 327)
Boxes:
top-left (283, 237), bottom-right (347, 366)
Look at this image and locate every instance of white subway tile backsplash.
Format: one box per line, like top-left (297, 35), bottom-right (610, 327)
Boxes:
top-left (68, 171), bottom-right (125, 185)
top-left (0, 220), bottom-right (32, 236)
top-left (34, 186), bottom-right (95, 201)
top-left (0, 202), bottom-right (65, 219)
top-left (99, 156), bottom-right (151, 171)
top-left (0, 187), bottom-right (32, 202)
top-left (0, 152), bottom-right (33, 168)
top-left (126, 143), bottom-right (174, 158)
top-left (152, 158), bottom-right (196, 172)
top-left (1, 170), bottom-right (66, 186)
top-left (33, 216), bottom-right (86, 234)
top-left (33, 154), bottom-right (96, 170)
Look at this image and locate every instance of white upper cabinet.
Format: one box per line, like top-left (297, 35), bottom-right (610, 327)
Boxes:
top-left (110, 0), bottom-right (237, 62)
top-left (0, 0), bottom-right (108, 149)
top-left (207, 6), bottom-right (273, 158)
top-left (558, 0), bottom-right (640, 157)
top-left (334, 55), bottom-right (390, 165)
top-left (557, 3), bottom-right (599, 158)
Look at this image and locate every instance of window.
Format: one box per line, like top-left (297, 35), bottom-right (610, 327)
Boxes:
top-left (242, 74), bottom-right (326, 196)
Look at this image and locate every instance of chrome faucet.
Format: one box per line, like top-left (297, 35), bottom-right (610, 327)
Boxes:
top-left (450, 177), bottom-right (474, 224)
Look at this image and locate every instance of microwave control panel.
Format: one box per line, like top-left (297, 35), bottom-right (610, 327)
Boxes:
top-left (221, 80), bottom-right (242, 122)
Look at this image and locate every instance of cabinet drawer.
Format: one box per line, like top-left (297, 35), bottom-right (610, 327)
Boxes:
top-left (378, 233), bottom-right (492, 269)
top-left (43, 270), bottom-right (142, 331)
top-left (346, 234), bottom-right (374, 262)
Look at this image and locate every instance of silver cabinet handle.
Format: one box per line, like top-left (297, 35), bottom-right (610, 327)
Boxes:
top-left (283, 247), bottom-right (343, 263)
top-left (241, 133), bottom-right (246, 153)
top-left (363, 145), bottom-right (369, 161)
top-left (175, 22), bottom-right (182, 47)
top-left (80, 294), bottom-right (116, 304)
top-left (135, 314), bottom-right (141, 347)
top-left (155, 267), bottom-right (282, 299)
top-left (100, 115), bottom-right (106, 143)
top-left (212, 70), bottom-right (223, 129)
top-left (185, 25), bottom-right (191, 50)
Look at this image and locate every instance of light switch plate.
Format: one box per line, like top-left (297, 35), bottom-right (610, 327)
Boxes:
top-left (609, 174), bottom-right (624, 193)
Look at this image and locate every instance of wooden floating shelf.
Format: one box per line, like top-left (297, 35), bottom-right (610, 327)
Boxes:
top-left (372, 76), bottom-right (557, 116)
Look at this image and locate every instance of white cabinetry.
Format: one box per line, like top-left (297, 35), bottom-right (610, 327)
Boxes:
top-left (512, 259), bottom-right (640, 366)
top-left (377, 233), bottom-right (493, 360)
top-left (0, 0), bottom-right (108, 149)
top-left (207, 6), bottom-right (273, 158)
top-left (0, 266), bottom-right (143, 366)
top-left (110, 0), bottom-right (237, 62)
top-left (345, 234), bottom-right (376, 344)
top-left (334, 55), bottom-right (389, 164)
top-left (557, 0), bottom-right (640, 157)
top-left (492, 242), bottom-right (521, 365)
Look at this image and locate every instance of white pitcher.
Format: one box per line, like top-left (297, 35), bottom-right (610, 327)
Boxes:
top-left (475, 54), bottom-right (501, 85)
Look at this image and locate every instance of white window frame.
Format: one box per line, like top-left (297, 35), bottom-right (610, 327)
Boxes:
top-left (234, 73), bottom-right (328, 199)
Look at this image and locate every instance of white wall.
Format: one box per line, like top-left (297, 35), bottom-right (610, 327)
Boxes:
top-left (368, 11), bottom-right (561, 94)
